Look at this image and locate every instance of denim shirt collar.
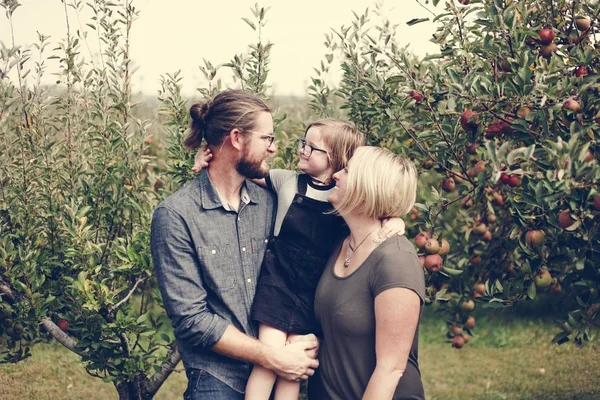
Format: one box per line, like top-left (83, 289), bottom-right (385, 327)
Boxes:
top-left (198, 169), bottom-right (260, 210)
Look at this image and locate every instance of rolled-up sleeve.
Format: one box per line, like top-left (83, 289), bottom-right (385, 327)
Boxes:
top-left (151, 206), bottom-right (229, 348)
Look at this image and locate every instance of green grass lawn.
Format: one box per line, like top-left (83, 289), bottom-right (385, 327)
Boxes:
top-left (1, 311), bottom-right (598, 400)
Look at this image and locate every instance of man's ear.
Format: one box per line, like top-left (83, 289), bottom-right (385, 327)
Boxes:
top-left (228, 128), bottom-right (245, 151)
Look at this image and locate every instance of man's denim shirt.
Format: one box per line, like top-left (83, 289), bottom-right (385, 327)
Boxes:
top-left (151, 169), bottom-right (275, 393)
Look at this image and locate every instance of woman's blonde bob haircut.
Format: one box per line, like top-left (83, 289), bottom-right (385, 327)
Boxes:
top-left (334, 146), bottom-right (418, 219)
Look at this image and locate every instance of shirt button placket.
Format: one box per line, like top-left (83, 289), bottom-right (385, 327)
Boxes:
top-left (236, 208), bottom-right (254, 310)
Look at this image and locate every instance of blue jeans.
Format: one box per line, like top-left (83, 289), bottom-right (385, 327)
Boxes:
top-left (184, 368), bottom-right (244, 400)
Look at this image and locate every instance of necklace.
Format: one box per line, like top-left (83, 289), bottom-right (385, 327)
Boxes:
top-left (344, 229), bottom-right (377, 268)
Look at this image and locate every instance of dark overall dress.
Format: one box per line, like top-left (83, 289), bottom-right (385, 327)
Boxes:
top-left (251, 174), bottom-right (346, 334)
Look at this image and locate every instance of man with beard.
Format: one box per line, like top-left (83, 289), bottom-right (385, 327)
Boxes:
top-left (151, 90), bottom-right (319, 400)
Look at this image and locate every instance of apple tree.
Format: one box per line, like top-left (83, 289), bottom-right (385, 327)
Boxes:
top-left (308, 0), bottom-right (599, 346)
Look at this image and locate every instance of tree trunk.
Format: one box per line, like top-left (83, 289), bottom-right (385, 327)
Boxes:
top-left (115, 376), bottom-right (146, 400)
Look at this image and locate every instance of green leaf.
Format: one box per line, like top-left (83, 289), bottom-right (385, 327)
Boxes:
top-left (527, 282), bottom-right (537, 300)
top-left (442, 267), bottom-right (464, 276)
top-left (406, 18), bottom-right (429, 26)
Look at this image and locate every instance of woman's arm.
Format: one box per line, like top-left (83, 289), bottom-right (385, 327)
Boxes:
top-left (362, 287), bottom-right (421, 400)
top-left (377, 217), bottom-right (405, 239)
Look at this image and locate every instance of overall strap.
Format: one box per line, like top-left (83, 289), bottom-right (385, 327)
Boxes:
top-left (297, 174), bottom-right (309, 196)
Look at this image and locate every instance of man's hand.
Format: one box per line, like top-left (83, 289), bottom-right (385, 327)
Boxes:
top-left (269, 336), bottom-right (319, 381)
top-left (286, 333), bottom-right (320, 359)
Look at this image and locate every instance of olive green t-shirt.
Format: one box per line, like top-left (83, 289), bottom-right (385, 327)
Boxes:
top-left (309, 235), bottom-right (426, 400)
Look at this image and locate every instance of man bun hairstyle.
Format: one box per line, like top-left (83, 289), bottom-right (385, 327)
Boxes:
top-left (184, 90), bottom-right (271, 150)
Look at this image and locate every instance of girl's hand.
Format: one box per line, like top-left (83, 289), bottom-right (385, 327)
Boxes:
top-left (192, 146), bottom-right (213, 173)
top-left (378, 217), bottom-right (406, 239)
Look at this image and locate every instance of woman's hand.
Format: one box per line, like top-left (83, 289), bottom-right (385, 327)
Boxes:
top-left (377, 217), bottom-right (406, 240)
top-left (192, 145), bottom-right (213, 173)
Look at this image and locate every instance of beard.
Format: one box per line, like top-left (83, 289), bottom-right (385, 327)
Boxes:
top-left (236, 147), bottom-right (269, 179)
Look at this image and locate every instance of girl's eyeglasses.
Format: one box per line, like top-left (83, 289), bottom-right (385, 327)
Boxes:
top-left (297, 138), bottom-right (328, 157)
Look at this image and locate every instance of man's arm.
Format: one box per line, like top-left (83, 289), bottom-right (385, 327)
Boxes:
top-left (213, 326), bottom-right (319, 381)
top-left (151, 206), bottom-right (230, 348)
top-left (151, 207), bottom-right (318, 380)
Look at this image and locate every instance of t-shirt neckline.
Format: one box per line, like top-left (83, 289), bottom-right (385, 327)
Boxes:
top-left (330, 236), bottom-right (393, 280)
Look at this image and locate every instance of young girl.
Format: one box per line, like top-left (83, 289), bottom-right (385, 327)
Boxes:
top-left (193, 119), bottom-right (405, 400)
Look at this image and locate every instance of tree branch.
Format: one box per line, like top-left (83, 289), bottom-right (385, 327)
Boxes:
top-left (145, 343), bottom-right (181, 398)
top-left (40, 317), bottom-right (82, 355)
top-left (110, 278), bottom-right (144, 313)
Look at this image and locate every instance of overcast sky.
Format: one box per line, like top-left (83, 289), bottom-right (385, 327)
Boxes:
top-left (1, 0), bottom-right (441, 97)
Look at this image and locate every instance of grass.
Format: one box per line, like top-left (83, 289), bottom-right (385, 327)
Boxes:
top-left (1, 311), bottom-right (598, 400)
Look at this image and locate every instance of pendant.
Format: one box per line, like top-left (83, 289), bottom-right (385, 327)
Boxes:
top-left (343, 258), bottom-right (350, 268)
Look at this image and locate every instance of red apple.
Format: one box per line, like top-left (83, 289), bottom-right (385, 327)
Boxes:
top-left (575, 17), bottom-right (591, 32)
top-left (424, 254), bottom-right (443, 272)
top-left (452, 334), bottom-right (466, 348)
top-left (473, 223), bottom-right (488, 235)
top-left (508, 175), bottom-right (521, 187)
top-left (441, 177), bottom-right (456, 192)
top-left (422, 159), bottom-right (434, 170)
top-left (499, 59), bottom-right (511, 72)
top-left (574, 66), bottom-right (589, 77)
top-left (438, 239), bottom-right (450, 256)
top-left (460, 109), bottom-right (479, 131)
top-left (593, 194), bottom-right (600, 210)
top-left (461, 300), bottom-right (475, 312)
top-left (451, 325), bottom-right (463, 335)
top-left (466, 143), bottom-right (479, 154)
top-left (535, 268), bottom-right (552, 288)
top-left (57, 319), bottom-right (69, 332)
top-left (464, 315), bottom-right (476, 330)
top-left (517, 106), bottom-right (531, 119)
top-left (470, 255), bottom-right (482, 266)
top-left (525, 229), bottom-right (545, 247)
top-left (539, 43), bottom-right (557, 58)
top-left (584, 151), bottom-right (594, 163)
top-left (485, 123), bottom-right (502, 139)
top-left (538, 28), bottom-right (555, 45)
top-left (414, 232), bottom-right (430, 249)
top-left (425, 239), bottom-right (440, 254)
top-left (474, 283), bottom-right (485, 295)
top-left (461, 196), bottom-right (474, 209)
top-left (492, 191), bottom-right (504, 206)
top-left (483, 230), bottom-right (492, 241)
top-left (409, 90), bottom-right (424, 102)
top-left (563, 98), bottom-right (581, 112)
top-left (558, 209), bottom-right (576, 229)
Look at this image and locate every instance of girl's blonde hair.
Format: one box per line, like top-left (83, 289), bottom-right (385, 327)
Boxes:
top-left (305, 119), bottom-right (365, 173)
top-left (334, 146), bottom-right (418, 219)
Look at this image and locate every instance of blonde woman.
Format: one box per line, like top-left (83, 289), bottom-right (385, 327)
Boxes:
top-left (309, 146), bottom-right (426, 400)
